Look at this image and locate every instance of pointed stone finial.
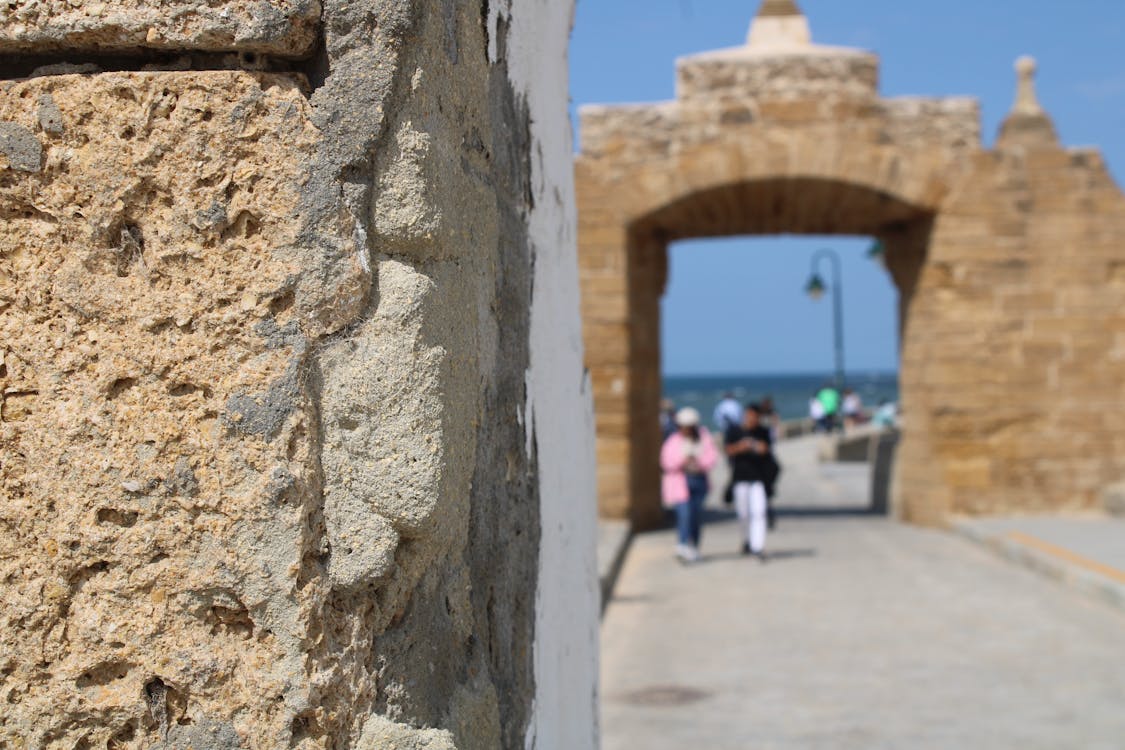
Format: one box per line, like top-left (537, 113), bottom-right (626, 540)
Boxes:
top-left (1012, 56), bottom-right (1044, 115)
top-left (998, 55), bottom-right (1059, 149)
top-left (748, 0), bottom-right (811, 47)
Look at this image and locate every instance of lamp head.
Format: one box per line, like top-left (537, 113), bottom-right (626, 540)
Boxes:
top-left (805, 273), bottom-right (826, 300)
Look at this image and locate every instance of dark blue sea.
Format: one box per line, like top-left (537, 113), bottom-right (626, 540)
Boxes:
top-left (662, 372), bottom-right (899, 423)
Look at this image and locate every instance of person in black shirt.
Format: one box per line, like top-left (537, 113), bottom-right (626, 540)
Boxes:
top-left (725, 403), bottom-right (773, 560)
top-left (759, 396), bottom-right (782, 529)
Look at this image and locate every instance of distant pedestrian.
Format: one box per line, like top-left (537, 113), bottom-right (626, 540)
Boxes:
top-left (725, 404), bottom-right (774, 561)
top-left (842, 388), bottom-right (864, 431)
top-left (873, 400), bottom-right (898, 428)
top-left (809, 393), bottom-right (827, 432)
top-left (713, 392), bottom-right (743, 434)
top-left (715, 392), bottom-right (744, 506)
top-left (759, 396), bottom-right (781, 443)
top-left (661, 408), bottom-right (718, 563)
top-left (660, 398), bottom-right (677, 440)
top-left (816, 384), bottom-right (841, 432)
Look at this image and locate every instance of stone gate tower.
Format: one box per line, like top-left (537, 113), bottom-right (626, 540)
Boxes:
top-left (577, 1), bottom-right (1125, 529)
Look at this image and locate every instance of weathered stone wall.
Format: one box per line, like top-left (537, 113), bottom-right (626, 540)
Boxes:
top-left (677, 47), bottom-right (879, 104)
top-left (576, 54), bottom-right (975, 529)
top-left (577, 5), bottom-right (1125, 530)
top-left (899, 137), bottom-right (1125, 523)
top-left (0, 1), bottom-right (321, 55)
top-left (0, 1), bottom-right (596, 748)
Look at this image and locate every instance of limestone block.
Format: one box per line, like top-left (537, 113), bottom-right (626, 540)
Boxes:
top-left (0, 70), bottom-right (321, 747)
top-left (880, 97), bottom-right (981, 151)
top-left (676, 48), bottom-right (879, 104)
top-left (0, 0), bottom-right (320, 56)
top-left (0, 0), bottom-right (584, 745)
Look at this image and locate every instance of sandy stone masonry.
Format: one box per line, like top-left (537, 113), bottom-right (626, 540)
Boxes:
top-left (0, 1), bottom-right (597, 748)
top-left (578, 1), bottom-right (1125, 530)
top-left (0, 1), bottom-right (321, 56)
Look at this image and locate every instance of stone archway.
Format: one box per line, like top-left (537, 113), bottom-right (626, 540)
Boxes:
top-left (578, 1), bottom-right (1125, 529)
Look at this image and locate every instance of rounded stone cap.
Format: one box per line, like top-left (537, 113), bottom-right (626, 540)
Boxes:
top-left (1015, 55), bottom-right (1037, 77)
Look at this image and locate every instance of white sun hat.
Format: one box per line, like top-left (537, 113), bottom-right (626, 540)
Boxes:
top-left (674, 407), bottom-right (701, 428)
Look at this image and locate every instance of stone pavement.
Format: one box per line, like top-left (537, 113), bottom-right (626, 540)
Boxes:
top-left (956, 516), bottom-right (1125, 612)
top-left (601, 436), bottom-right (1125, 750)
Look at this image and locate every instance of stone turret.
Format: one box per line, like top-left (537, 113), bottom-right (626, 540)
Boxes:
top-left (997, 56), bottom-right (1060, 149)
top-left (676, 0), bottom-right (878, 105)
top-left (748, 0), bottom-right (811, 48)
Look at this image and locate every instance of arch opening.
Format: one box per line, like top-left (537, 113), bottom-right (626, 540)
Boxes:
top-left (660, 234), bottom-right (902, 519)
top-left (595, 178), bottom-right (935, 529)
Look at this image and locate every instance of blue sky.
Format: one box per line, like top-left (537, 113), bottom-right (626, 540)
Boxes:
top-left (570, 0), bottom-right (1125, 376)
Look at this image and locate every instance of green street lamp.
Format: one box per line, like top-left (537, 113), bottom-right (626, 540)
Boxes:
top-left (805, 249), bottom-right (845, 390)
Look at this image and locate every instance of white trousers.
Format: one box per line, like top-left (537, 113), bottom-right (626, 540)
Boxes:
top-left (734, 481), bottom-right (768, 553)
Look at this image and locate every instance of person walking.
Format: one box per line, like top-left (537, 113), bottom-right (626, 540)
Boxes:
top-left (759, 396), bottom-right (781, 443)
top-left (809, 392), bottom-right (827, 432)
top-left (713, 392), bottom-right (743, 434)
top-left (725, 404), bottom-right (774, 561)
top-left (842, 388), bottom-right (864, 431)
top-left (660, 407), bottom-right (718, 563)
top-left (659, 398), bottom-right (678, 441)
top-left (816, 383), bottom-right (841, 433)
top-left (873, 400), bottom-right (898, 428)
top-left (759, 396), bottom-right (783, 529)
top-left (714, 392), bottom-right (744, 506)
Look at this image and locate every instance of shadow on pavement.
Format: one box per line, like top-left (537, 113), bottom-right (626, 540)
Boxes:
top-left (701, 507), bottom-right (738, 524)
top-left (702, 548), bottom-right (817, 564)
top-left (776, 506), bottom-right (881, 518)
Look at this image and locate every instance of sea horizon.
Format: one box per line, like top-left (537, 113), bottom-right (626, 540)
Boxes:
top-left (663, 368), bottom-right (899, 379)
top-left (662, 371), bottom-right (900, 422)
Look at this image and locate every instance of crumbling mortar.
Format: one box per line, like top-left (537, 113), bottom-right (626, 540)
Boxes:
top-left (0, 50), bottom-right (323, 86)
top-left (277, 1), bottom-right (452, 743)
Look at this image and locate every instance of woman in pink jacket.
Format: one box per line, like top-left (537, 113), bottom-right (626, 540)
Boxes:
top-left (660, 407), bottom-right (719, 562)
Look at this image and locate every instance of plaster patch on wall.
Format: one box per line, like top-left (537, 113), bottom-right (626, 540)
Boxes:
top-left (504, 1), bottom-right (599, 748)
top-left (486, 1), bottom-right (505, 64)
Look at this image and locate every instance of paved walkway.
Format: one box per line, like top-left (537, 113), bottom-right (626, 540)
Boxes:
top-left (957, 515), bottom-right (1125, 611)
top-left (601, 436), bottom-right (1125, 750)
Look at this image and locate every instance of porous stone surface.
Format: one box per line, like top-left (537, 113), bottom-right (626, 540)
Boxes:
top-left (0, 70), bottom-right (321, 747)
top-left (677, 47), bottom-right (879, 103)
top-left (0, 0), bottom-right (321, 56)
top-left (578, 6), bottom-right (1125, 529)
top-left (0, 0), bottom-right (586, 746)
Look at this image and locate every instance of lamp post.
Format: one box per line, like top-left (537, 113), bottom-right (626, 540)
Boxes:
top-left (805, 249), bottom-right (845, 390)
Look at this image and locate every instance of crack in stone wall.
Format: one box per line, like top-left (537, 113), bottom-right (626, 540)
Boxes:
top-left (0, 50), bottom-right (321, 82)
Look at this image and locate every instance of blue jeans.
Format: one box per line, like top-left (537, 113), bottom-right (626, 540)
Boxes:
top-left (675, 474), bottom-right (709, 547)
